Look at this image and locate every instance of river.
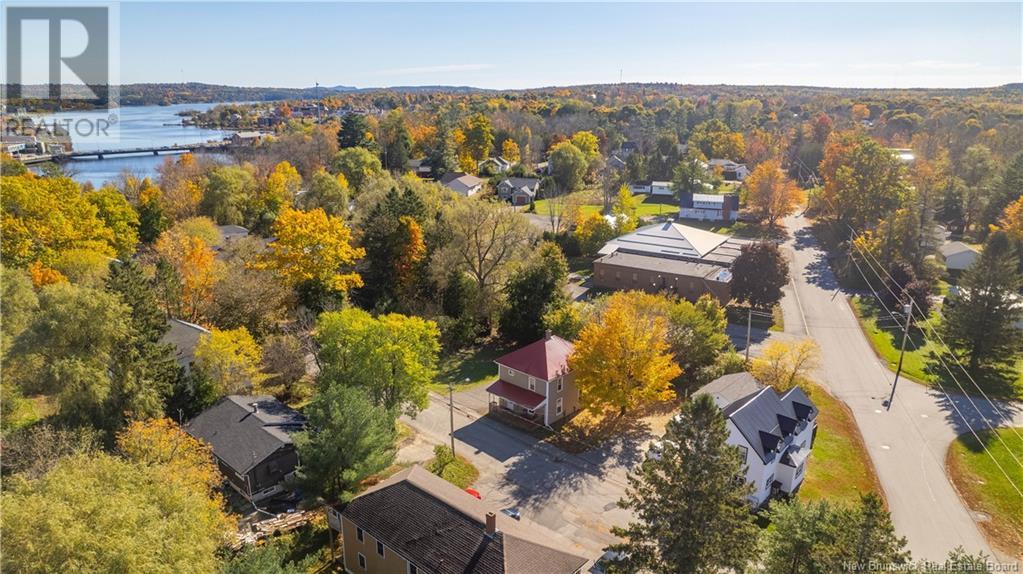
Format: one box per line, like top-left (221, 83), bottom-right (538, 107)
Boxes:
top-left (35, 102), bottom-right (234, 188)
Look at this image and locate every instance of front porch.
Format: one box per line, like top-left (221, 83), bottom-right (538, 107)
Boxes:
top-left (485, 379), bottom-right (548, 427)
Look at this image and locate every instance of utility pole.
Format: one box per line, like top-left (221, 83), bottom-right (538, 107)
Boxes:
top-left (886, 301), bottom-right (914, 411)
top-left (745, 307), bottom-right (753, 362)
top-left (448, 380), bottom-right (456, 455)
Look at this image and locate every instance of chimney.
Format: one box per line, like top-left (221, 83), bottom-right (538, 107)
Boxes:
top-left (544, 329), bottom-right (552, 341)
top-left (250, 402), bottom-right (259, 414)
top-left (485, 512), bottom-right (496, 535)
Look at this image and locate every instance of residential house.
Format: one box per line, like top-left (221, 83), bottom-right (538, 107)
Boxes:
top-left (480, 156), bottom-right (513, 173)
top-left (617, 141), bottom-right (639, 157)
top-left (695, 372), bottom-right (818, 506)
top-left (218, 224), bottom-right (250, 242)
top-left (0, 134), bottom-right (40, 155)
top-left (629, 180), bottom-right (673, 197)
top-left (938, 241), bottom-right (980, 271)
top-left (708, 159), bottom-right (750, 181)
top-left (406, 158), bottom-right (433, 178)
top-left (497, 177), bottom-right (541, 205)
top-left (439, 172), bottom-right (484, 197)
top-left (607, 154), bottom-right (627, 171)
top-left (679, 192), bottom-right (740, 222)
top-left (185, 395), bottom-right (306, 502)
top-left (230, 131), bottom-right (266, 146)
top-left (486, 331), bottom-right (580, 427)
top-left (592, 222), bottom-right (749, 304)
top-left (330, 465), bottom-right (588, 574)
top-left (160, 318), bottom-right (210, 370)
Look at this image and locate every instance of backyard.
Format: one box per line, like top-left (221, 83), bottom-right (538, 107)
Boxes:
top-left (946, 427), bottom-right (1023, 556)
top-left (531, 190), bottom-right (679, 219)
top-left (851, 296), bottom-right (1023, 400)
top-left (430, 339), bottom-right (508, 393)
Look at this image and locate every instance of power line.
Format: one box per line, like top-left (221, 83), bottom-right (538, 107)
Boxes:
top-left (821, 191), bottom-right (1023, 483)
top-left (842, 231), bottom-right (1023, 498)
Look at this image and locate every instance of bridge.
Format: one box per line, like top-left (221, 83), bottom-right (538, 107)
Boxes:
top-left (19, 141), bottom-right (230, 164)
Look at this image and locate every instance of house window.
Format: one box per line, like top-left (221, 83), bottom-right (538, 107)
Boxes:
top-left (557, 378), bottom-right (563, 392)
top-left (528, 377), bottom-right (536, 391)
top-left (796, 463), bottom-right (805, 478)
top-left (737, 445), bottom-right (748, 464)
top-left (765, 475), bottom-right (775, 490)
top-left (408, 564), bottom-right (419, 574)
top-left (556, 398), bottom-right (563, 415)
top-left (632, 273), bottom-right (638, 282)
top-left (356, 527), bottom-right (364, 542)
top-left (376, 541), bottom-right (385, 557)
top-left (358, 553), bottom-right (366, 570)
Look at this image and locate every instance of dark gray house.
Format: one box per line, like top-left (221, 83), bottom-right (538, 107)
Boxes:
top-left (185, 395), bottom-right (306, 502)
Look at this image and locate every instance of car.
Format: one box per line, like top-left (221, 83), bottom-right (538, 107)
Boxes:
top-left (590, 550), bottom-right (626, 574)
top-left (500, 507), bottom-right (521, 520)
top-left (645, 439), bottom-right (663, 461)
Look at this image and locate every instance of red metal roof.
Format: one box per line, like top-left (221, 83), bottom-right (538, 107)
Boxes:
top-left (486, 379), bottom-right (547, 410)
top-left (494, 334), bottom-right (574, 381)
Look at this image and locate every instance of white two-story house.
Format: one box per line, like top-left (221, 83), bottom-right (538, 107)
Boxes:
top-left (696, 372), bottom-right (818, 506)
top-left (486, 331), bottom-right (580, 427)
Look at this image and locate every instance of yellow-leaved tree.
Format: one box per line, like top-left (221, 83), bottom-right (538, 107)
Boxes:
top-left (193, 326), bottom-right (269, 396)
top-left (259, 206), bottom-right (365, 294)
top-left (998, 195), bottom-right (1023, 241)
top-left (501, 138), bottom-right (521, 163)
top-left (116, 417), bottom-right (223, 494)
top-left (751, 340), bottom-right (821, 391)
top-left (569, 291), bottom-right (681, 416)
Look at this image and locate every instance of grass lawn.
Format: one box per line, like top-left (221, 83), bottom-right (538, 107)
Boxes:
top-left (850, 296), bottom-right (1023, 400)
top-left (431, 340), bottom-right (510, 393)
top-left (426, 446), bottom-right (480, 489)
top-left (726, 304), bottom-right (784, 333)
top-left (800, 383), bottom-right (884, 505)
top-left (532, 191), bottom-right (679, 219)
top-left (947, 427), bottom-right (1023, 556)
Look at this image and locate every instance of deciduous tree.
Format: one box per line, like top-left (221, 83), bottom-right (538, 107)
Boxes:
top-left (569, 291), bottom-right (680, 416)
top-left (744, 159), bottom-right (804, 227)
top-left (331, 147), bottom-right (383, 193)
top-left (751, 340), bottom-right (821, 391)
top-left (730, 241), bottom-right (789, 309)
top-left (549, 141), bottom-right (588, 192)
top-left (259, 207), bottom-right (365, 296)
top-left (500, 241), bottom-right (569, 344)
top-left (193, 327), bottom-right (268, 397)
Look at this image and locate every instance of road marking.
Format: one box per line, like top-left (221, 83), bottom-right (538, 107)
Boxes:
top-left (787, 272), bottom-right (810, 336)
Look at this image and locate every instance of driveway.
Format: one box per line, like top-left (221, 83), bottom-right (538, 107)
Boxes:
top-left (400, 389), bottom-right (656, 563)
top-left (783, 213), bottom-right (1023, 561)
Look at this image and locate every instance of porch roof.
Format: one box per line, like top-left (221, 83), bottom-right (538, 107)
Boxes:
top-left (486, 379), bottom-right (547, 410)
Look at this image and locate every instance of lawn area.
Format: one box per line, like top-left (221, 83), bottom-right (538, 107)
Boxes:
top-left (532, 191), bottom-right (679, 219)
top-left (850, 296), bottom-right (1023, 400)
top-left (947, 427), bottom-right (1023, 556)
top-left (431, 340), bottom-right (510, 393)
top-left (725, 304), bottom-right (784, 333)
top-left (800, 382), bottom-right (884, 505)
top-left (426, 445), bottom-right (480, 489)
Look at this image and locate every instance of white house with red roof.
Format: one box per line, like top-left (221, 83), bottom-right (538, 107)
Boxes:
top-left (486, 330), bottom-right (581, 427)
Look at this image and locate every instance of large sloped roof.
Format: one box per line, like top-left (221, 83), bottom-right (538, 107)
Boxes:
top-left (494, 333), bottom-right (574, 381)
top-left (599, 222), bottom-right (748, 266)
top-left (696, 374), bottom-right (818, 464)
top-left (341, 466), bottom-right (587, 574)
top-left (184, 395), bottom-right (305, 474)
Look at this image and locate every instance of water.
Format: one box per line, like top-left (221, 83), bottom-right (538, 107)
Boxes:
top-left (34, 102), bottom-right (233, 188)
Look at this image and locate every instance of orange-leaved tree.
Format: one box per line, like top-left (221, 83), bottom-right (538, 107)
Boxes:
top-left (569, 291), bottom-right (680, 416)
top-left (744, 159), bottom-right (804, 227)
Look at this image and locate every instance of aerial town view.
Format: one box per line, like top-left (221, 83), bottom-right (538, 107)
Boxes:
top-left (1, 2), bottom-right (1022, 573)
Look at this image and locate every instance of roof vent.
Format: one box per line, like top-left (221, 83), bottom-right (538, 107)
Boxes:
top-left (250, 402), bottom-right (259, 414)
top-left (544, 329), bottom-right (553, 341)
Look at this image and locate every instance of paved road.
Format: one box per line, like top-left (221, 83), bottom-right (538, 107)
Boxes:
top-left (400, 390), bottom-right (654, 564)
top-left (783, 213), bottom-right (1023, 561)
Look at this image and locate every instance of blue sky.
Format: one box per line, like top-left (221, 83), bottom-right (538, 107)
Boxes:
top-left (47, 2), bottom-right (1023, 89)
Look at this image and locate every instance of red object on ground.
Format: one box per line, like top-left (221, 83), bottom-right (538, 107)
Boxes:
top-left (464, 488), bottom-right (481, 499)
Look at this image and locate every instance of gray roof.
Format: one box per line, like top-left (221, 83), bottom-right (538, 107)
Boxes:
top-left (160, 319), bottom-right (209, 367)
top-left (939, 241), bottom-right (979, 257)
top-left (595, 251), bottom-right (733, 283)
top-left (695, 372), bottom-right (764, 406)
top-left (697, 374), bottom-right (818, 465)
top-left (217, 225), bottom-right (249, 241)
top-left (341, 466), bottom-right (587, 574)
top-left (184, 395), bottom-right (305, 474)
top-left (440, 172), bottom-right (484, 195)
top-left (498, 177), bottom-right (540, 196)
top-left (598, 222), bottom-right (749, 266)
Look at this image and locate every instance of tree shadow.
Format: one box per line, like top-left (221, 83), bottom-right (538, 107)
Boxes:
top-left (924, 353), bottom-right (1022, 442)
